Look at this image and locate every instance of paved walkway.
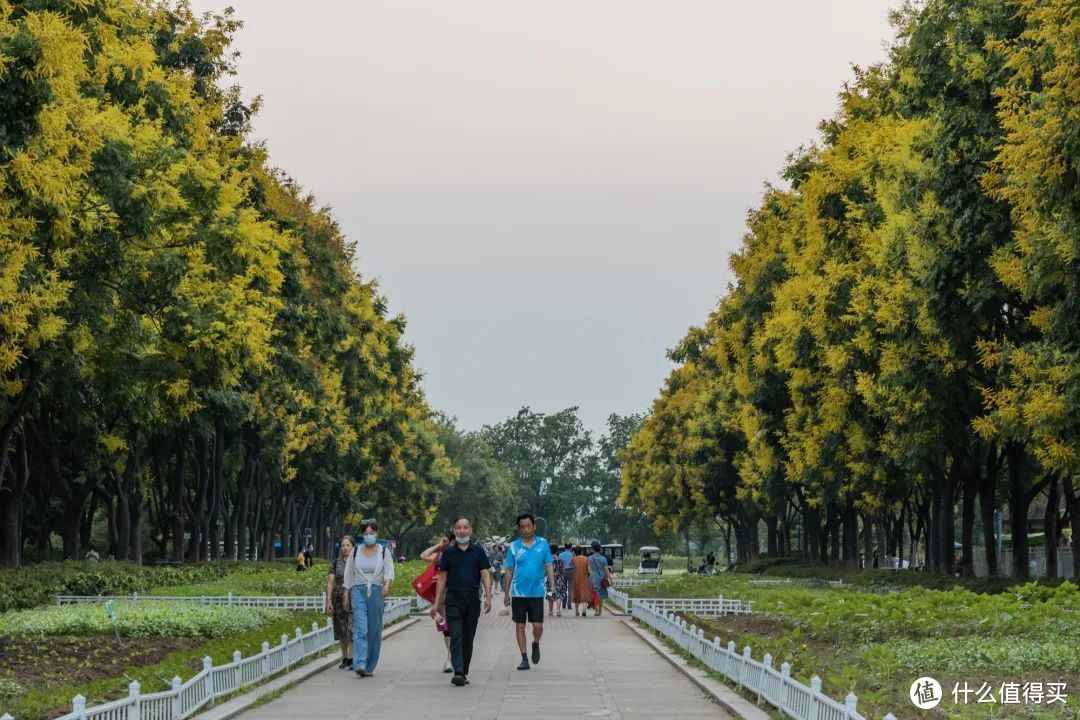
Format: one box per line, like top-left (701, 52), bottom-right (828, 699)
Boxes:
top-left (241, 608), bottom-right (732, 720)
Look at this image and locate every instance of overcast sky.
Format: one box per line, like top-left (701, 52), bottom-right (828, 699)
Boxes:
top-left (188, 0), bottom-right (898, 436)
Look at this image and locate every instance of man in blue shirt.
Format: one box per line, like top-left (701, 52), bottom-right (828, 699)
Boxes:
top-left (502, 512), bottom-right (555, 670)
top-left (557, 542), bottom-right (574, 611)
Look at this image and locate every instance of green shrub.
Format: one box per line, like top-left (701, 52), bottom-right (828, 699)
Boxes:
top-left (0, 601), bottom-right (289, 638)
top-left (0, 561), bottom-right (273, 612)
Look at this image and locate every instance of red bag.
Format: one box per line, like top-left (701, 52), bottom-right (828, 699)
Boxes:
top-left (589, 587), bottom-right (600, 609)
top-left (412, 560), bottom-right (439, 602)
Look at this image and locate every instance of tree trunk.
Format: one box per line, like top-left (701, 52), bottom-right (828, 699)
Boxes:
top-left (842, 499), bottom-right (858, 570)
top-left (803, 504), bottom-right (820, 564)
top-left (979, 445), bottom-right (1001, 576)
top-left (828, 504), bottom-right (841, 567)
top-left (80, 492), bottom-right (97, 553)
top-left (862, 510), bottom-right (874, 569)
top-left (960, 463), bottom-right (977, 576)
top-left (170, 432), bottom-right (187, 562)
top-left (0, 430), bottom-right (30, 568)
top-left (1006, 442), bottom-right (1031, 580)
top-left (765, 515), bottom-right (779, 557)
top-left (1064, 476), bottom-right (1080, 579)
top-left (1044, 476), bottom-right (1058, 579)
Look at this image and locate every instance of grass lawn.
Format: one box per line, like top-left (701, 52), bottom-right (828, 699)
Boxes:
top-left (145, 559), bottom-right (428, 599)
top-left (629, 572), bottom-right (1079, 719)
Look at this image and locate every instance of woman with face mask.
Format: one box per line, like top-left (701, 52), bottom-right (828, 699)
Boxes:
top-left (343, 519), bottom-right (395, 677)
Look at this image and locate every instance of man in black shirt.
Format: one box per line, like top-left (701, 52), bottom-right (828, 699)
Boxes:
top-left (434, 517), bottom-right (492, 686)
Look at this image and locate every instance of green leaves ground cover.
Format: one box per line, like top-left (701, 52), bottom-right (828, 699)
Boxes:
top-left (647, 574), bottom-right (1079, 718)
top-left (634, 573), bottom-right (1080, 642)
top-left (0, 602), bottom-right (288, 639)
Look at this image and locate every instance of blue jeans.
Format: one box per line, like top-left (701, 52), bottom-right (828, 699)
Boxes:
top-left (351, 584), bottom-right (385, 672)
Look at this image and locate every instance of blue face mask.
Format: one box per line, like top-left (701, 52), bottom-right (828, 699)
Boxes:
top-left (363, 534), bottom-right (378, 546)
top-left (455, 534), bottom-right (471, 544)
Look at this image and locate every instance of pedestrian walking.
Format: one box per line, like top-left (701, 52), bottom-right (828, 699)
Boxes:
top-left (570, 546), bottom-right (590, 616)
top-left (343, 519), bottom-right (394, 677)
top-left (548, 557), bottom-right (566, 617)
top-left (434, 517), bottom-right (493, 687)
top-left (304, 544), bottom-right (314, 569)
top-left (502, 512), bottom-right (554, 671)
top-left (325, 535), bottom-right (355, 669)
top-left (558, 542), bottom-right (574, 611)
top-left (490, 544), bottom-right (504, 592)
top-left (588, 541), bottom-right (613, 616)
top-left (421, 531), bottom-right (455, 673)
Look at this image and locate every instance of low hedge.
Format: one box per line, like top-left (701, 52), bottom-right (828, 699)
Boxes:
top-left (730, 558), bottom-right (1066, 594)
top-left (0, 562), bottom-right (272, 612)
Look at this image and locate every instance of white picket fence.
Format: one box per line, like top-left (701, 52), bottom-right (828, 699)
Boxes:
top-left (1, 597), bottom-right (412, 720)
top-left (611, 577), bottom-right (660, 588)
top-left (749, 578), bottom-right (844, 587)
top-left (56, 593), bottom-right (434, 614)
top-left (632, 600), bottom-right (897, 720)
top-left (55, 593), bottom-right (327, 610)
top-left (973, 546), bottom-right (1075, 579)
top-left (607, 588), bottom-right (752, 617)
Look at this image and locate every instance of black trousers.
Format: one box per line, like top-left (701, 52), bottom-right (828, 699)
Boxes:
top-left (445, 589), bottom-right (481, 675)
top-left (562, 570), bottom-right (573, 609)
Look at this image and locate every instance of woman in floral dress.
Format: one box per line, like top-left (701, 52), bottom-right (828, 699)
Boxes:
top-left (325, 535), bottom-right (355, 669)
top-left (547, 557), bottom-right (568, 617)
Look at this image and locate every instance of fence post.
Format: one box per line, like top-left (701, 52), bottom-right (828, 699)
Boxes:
top-left (760, 654), bottom-right (771, 706)
top-left (780, 662), bottom-right (791, 715)
top-left (262, 640), bottom-right (271, 677)
top-left (845, 692), bottom-right (858, 719)
top-left (883, 715), bottom-right (897, 720)
top-left (742, 647), bottom-right (752, 691)
top-left (809, 675), bottom-right (823, 720)
top-left (203, 656), bottom-right (214, 705)
top-left (129, 680), bottom-right (141, 720)
top-left (72, 694), bottom-right (87, 720)
top-left (233, 650), bottom-right (242, 687)
top-left (228, 591), bottom-right (233, 606)
top-left (281, 633), bottom-right (290, 668)
top-left (170, 676), bottom-right (182, 717)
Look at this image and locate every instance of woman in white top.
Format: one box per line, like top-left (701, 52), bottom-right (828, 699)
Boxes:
top-left (343, 519), bottom-right (395, 676)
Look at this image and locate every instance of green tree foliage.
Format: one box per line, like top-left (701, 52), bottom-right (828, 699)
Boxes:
top-left (0, 0), bottom-right (449, 567)
top-left (621, 0), bottom-right (1078, 578)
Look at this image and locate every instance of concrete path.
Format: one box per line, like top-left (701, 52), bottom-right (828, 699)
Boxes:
top-left (240, 608), bottom-right (732, 720)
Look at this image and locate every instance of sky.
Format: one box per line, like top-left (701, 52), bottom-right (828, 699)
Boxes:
top-left (188, 0), bottom-right (899, 436)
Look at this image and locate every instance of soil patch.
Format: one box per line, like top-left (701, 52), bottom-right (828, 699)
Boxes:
top-left (1, 635), bottom-right (199, 689)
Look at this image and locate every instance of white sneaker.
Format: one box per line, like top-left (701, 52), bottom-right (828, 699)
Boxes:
top-left (443, 659), bottom-right (453, 673)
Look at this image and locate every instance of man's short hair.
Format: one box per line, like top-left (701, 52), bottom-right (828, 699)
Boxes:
top-left (565, 542), bottom-right (573, 550)
top-left (516, 512), bottom-right (535, 526)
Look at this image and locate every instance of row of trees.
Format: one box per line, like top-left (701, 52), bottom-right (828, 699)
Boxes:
top-left (394, 408), bottom-right (653, 554)
top-left (0, 1), bottom-right (455, 568)
top-left (621, 0), bottom-right (1080, 579)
